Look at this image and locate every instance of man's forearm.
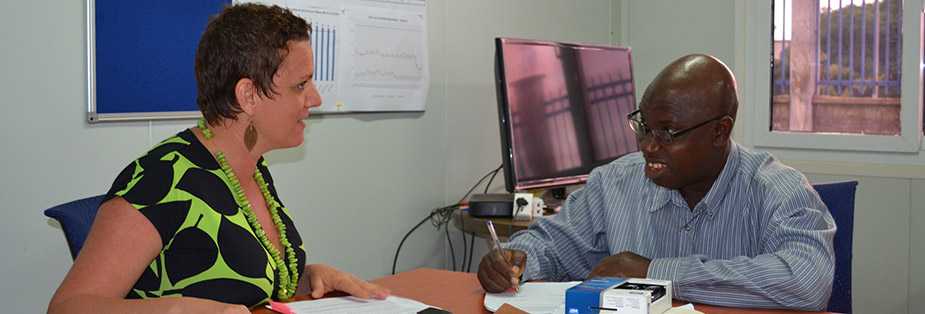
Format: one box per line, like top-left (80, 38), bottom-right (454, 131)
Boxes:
top-left (647, 253), bottom-right (832, 310)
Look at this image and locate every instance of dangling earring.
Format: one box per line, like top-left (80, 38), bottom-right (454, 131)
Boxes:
top-left (244, 119), bottom-right (258, 151)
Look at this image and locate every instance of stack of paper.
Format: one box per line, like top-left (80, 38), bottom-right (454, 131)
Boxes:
top-left (277, 295), bottom-right (434, 314)
top-left (483, 282), bottom-right (581, 314)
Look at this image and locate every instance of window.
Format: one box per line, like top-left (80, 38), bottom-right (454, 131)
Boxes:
top-left (736, 0), bottom-right (923, 153)
top-left (772, 0), bottom-right (902, 135)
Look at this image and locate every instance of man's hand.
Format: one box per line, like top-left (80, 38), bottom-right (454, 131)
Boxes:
top-left (587, 251), bottom-right (651, 279)
top-left (477, 249), bottom-right (527, 293)
top-left (305, 264), bottom-right (390, 299)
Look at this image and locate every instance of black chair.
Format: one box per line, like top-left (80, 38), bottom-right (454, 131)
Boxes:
top-left (43, 195), bottom-right (106, 260)
top-left (812, 180), bottom-right (858, 313)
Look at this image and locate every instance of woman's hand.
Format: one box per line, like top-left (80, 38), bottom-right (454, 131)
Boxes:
top-left (215, 303), bottom-right (250, 314)
top-left (186, 298), bottom-right (250, 314)
top-left (305, 264), bottom-right (390, 300)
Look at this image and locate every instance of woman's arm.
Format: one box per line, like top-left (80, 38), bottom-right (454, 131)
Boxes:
top-left (47, 197), bottom-right (248, 314)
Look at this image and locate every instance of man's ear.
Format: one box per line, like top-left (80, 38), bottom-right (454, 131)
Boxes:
top-left (713, 116), bottom-right (734, 146)
top-left (234, 78), bottom-right (258, 116)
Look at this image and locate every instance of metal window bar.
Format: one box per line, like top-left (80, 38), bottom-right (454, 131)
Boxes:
top-left (774, 0), bottom-right (900, 98)
top-left (860, 0), bottom-right (866, 84)
top-left (826, 0), bottom-right (833, 90)
top-left (782, 0), bottom-right (789, 94)
top-left (849, 0), bottom-right (855, 95)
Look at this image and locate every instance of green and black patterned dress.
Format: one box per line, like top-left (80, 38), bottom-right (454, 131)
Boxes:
top-left (104, 129), bottom-right (306, 307)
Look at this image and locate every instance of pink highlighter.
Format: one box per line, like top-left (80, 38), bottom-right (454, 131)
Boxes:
top-left (267, 300), bottom-right (294, 314)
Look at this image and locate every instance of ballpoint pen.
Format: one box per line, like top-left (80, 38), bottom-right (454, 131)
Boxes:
top-left (486, 220), bottom-right (520, 292)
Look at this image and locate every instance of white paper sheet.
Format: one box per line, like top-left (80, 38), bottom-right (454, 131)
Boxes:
top-left (483, 281), bottom-right (581, 314)
top-left (283, 295), bottom-right (432, 314)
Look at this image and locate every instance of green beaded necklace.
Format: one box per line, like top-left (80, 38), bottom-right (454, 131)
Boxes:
top-left (197, 119), bottom-right (300, 300)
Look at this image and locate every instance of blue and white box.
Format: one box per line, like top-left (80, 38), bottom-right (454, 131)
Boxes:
top-left (565, 277), bottom-right (671, 314)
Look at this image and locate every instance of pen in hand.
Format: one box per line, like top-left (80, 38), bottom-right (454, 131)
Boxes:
top-left (486, 220), bottom-right (521, 292)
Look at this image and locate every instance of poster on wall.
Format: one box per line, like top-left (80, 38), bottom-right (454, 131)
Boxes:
top-left (254, 0), bottom-right (430, 113)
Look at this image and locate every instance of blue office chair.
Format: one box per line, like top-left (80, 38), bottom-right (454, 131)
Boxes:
top-left (812, 180), bottom-right (858, 314)
top-left (43, 195), bottom-right (106, 260)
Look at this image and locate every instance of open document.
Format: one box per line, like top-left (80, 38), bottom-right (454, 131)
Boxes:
top-left (278, 295), bottom-right (436, 314)
top-left (483, 281), bottom-right (581, 314)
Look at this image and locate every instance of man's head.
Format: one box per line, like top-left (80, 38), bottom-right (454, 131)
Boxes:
top-left (631, 54), bottom-right (737, 192)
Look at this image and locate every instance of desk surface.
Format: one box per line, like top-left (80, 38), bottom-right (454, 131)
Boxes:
top-left (253, 268), bottom-right (835, 314)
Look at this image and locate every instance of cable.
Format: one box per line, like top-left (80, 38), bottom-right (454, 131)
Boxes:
top-left (390, 164), bottom-right (503, 274)
top-left (445, 223), bottom-right (456, 271)
top-left (391, 212), bottom-right (435, 275)
top-left (483, 166), bottom-right (501, 194)
top-left (462, 165), bottom-right (501, 271)
top-left (466, 229), bottom-right (476, 272)
top-left (454, 165), bottom-right (501, 271)
top-left (455, 164), bottom-right (504, 205)
top-left (459, 214), bottom-right (468, 272)
top-left (469, 165), bottom-right (501, 271)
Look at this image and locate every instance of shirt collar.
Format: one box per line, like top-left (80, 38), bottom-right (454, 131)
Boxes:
top-left (646, 141), bottom-right (741, 214)
top-left (697, 142), bottom-right (740, 215)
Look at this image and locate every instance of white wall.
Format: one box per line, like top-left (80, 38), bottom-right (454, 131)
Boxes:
top-left (0, 0), bottom-right (617, 312)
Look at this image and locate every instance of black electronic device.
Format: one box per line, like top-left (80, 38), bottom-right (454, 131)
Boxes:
top-left (468, 193), bottom-right (514, 217)
top-left (494, 37), bottom-right (639, 192)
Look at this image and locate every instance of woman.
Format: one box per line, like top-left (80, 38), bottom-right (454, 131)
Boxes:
top-left (48, 4), bottom-right (388, 313)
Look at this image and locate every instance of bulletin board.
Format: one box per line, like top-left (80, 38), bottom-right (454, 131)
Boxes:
top-left (86, 0), bottom-right (229, 122)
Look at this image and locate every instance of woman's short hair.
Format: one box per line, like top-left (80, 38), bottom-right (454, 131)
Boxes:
top-left (195, 3), bottom-right (311, 125)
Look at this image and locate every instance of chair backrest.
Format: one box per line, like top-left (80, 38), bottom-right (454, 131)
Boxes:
top-left (812, 180), bottom-right (858, 314)
top-left (43, 195), bottom-right (106, 260)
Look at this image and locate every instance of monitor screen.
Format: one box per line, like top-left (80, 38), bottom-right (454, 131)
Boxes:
top-left (494, 38), bottom-right (639, 192)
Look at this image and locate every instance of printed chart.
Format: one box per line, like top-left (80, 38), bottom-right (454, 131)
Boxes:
top-left (276, 0), bottom-right (428, 112)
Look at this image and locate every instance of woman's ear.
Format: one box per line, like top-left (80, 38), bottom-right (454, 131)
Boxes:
top-left (235, 78), bottom-right (258, 115)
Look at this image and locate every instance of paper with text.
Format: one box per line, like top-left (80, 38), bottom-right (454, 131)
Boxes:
top-left (483, 281), bottom-right (581, 314)
top-left (284, 295), bottom-right (432, 314)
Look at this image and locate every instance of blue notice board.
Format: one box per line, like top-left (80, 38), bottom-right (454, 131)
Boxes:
top-left (88, 0), bottom-right (230, 122)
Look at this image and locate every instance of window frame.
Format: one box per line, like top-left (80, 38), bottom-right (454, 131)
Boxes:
top-left (735, 0), bottom-right (924, 153)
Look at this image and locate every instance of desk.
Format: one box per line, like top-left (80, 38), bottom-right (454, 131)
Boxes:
top-left (452, 209), bottom-right (533, 240)
top-left (253, 268), bottom-right (835, 314)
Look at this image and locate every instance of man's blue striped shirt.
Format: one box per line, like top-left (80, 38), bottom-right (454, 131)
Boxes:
top-left (505, 142), bottom-right (835, 310)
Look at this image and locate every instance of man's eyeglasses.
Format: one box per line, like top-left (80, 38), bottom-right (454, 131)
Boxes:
top-left (626, 109), bottom-right (730, 145)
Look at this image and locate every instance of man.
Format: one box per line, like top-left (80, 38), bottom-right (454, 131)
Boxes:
top-left (477, 54), bottom-right (835, 311)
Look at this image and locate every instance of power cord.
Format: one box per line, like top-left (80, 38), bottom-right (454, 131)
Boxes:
top-left (391, 164), bottom-right (503, 275)
top-left (464, 164), bottom-right (502, 272)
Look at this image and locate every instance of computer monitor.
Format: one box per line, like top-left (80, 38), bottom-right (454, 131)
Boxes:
top-left (494, 37), bottom-right (639, 192)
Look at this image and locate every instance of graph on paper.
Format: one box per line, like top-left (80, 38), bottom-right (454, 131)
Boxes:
top-left (351, 24), bottom-right (425, 85)
top-left (337, 5), bottom-right (428, 110)
top-left (312, 24), bottom-right (336, 82)
top-left (258, 0), bottom-right (428, 112)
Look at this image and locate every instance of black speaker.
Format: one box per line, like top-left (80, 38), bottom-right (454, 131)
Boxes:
top-left (469, 193), bottom-right (514, 217)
